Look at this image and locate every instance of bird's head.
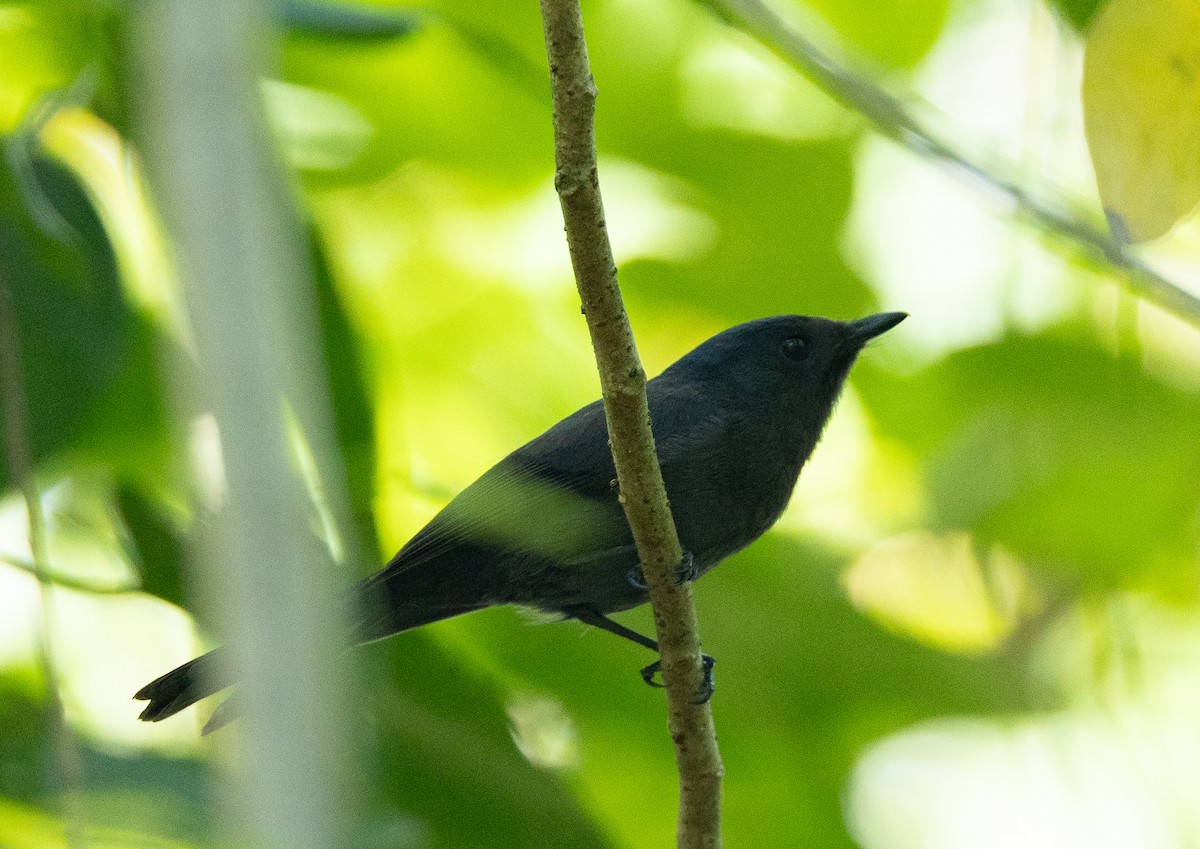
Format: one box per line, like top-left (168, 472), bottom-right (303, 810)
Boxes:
top-left (662, 311), bottom-right (907, 430)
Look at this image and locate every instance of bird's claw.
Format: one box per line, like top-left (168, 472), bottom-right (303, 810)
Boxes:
top-left (676, 551), bottom-right (699, 583)
top-left (694, 654), bottom-right (716, 704)
top-left (626, 551), bottom-right (698, 591)
top-left (639, 653), bottom-right (716, 704)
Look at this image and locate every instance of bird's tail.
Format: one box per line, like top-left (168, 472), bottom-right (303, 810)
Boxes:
top-left (133, 563), bottom-right (489, 731)
top-left (134, 648), bottom-right (231, 725)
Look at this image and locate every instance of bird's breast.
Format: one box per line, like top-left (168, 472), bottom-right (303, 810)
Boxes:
top-left (666, 430), bottom-right (805, 571)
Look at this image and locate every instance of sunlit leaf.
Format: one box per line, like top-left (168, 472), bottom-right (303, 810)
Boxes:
top-left (619, 137), bottom-right (870, 322)
top-left (791, 0), bottom-right (950, 68)
top-left (843, 531), bottom-right (1028, 653)
top-left (263, 79), bottom-right (375, 171)
top-left (281, 22), bottom-right (550, 185)
top-left (1082, 0), bottom-right (1200, 242)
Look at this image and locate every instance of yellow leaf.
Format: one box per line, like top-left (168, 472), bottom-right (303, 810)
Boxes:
top-left (842, 531), bottom-right (1028, 654)
top-left (1082, 0), bottom-right (1200, 243)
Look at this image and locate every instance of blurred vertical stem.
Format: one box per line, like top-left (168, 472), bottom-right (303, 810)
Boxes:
top-left (135, 3), bottom-right (354, 849)
top-left (538, 1), bottom-right (724, 846)
top-left (0, 255), bottom-right (87, 849)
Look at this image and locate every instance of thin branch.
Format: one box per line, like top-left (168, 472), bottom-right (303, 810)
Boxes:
top-left (538, 1), bottom-right (723, 847)
top-left (0, 553), bottom-right (140, 595)
top-left (708, 0), bottom-right (1200, 326)
top-left (0, 252), bottom-right (88, 849)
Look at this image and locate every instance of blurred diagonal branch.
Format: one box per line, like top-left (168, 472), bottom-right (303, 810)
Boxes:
top-left (705, 0), bottom-right (1200, 326)
top-left (0, 254), bottom-right (87, 848)
top-left (539, 1), bottom-right (723, 846)
top-left (281, 0), bottom-right (423, 40)
top-left (0, 554), bottom-right (139, 595)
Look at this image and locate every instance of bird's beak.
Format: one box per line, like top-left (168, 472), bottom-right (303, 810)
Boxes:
top-left (849, 311), bottom-right (907, 344)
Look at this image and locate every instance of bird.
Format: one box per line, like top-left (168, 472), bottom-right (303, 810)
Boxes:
top-left (134, 311), bottom-right (906, 732)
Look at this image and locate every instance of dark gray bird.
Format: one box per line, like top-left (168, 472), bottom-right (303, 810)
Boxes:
top-left (135, 311), bottom-right (905, 731)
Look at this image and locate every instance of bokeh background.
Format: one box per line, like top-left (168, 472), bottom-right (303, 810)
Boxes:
top-left (3, 0), bottom-right (1200, 847)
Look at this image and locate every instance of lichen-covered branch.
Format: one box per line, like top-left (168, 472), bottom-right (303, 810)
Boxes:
top-left (538, 1), bottom-right (723, 845)
top-left (709, 0), bottom-right (1200, 326)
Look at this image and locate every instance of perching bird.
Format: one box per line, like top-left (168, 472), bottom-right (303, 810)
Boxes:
top-left (135, 311), bottom-right (906, 732)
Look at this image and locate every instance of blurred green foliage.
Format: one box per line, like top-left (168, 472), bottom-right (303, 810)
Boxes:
top-left (1049, 0), bottom-right (1106, 30)
top-left (2, 0), bottom-right (1199, 847)
top-left (0, 154), bottom-right (168, 490)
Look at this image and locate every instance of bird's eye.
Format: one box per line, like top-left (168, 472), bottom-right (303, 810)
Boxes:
top-left (780, 336), bottom-right (809, 361)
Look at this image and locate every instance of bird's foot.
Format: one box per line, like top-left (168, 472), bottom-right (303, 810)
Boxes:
top-left (639, 653), bottom-right (716, 704)
top-left (677, 551), bottom-right (699, 583)
top-left (626, 551), bottom-right (698, 591)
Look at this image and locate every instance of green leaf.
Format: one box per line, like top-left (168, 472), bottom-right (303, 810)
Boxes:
top-left (358, 632), bottom-right (616, 849)
top-left (311, 228), bottom-right (380, 557)
top-left (116, 483), bottom-right (187, 610)
top-left (0, 154), bottom-right (128, 481)
top-left (1048, 0), bottom-right (1106, 31)
top-left (857, 331), bottom-right (1200, 591)
top-left (0, 675), bottom-right (53, 805)
top-left (0, 149), bottom-right (171, 489)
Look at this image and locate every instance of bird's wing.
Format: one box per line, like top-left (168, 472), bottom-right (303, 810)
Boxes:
top-left (379, 380), bottom-right (732, 578)
top-left (510, 381), bottom-right (734, 489)
top-left (375, 399), bottom-right (618, 580)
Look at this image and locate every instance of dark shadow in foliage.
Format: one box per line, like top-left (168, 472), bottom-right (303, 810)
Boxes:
top-left (703, 533), bottom-right (1041, 849)
top-left (0, 155), bottom-right (129, 481)
top-left (356, 630), bottom-right (616, 849)
top-left (0, 672), bottom-right (219, 846)
top-left (0, 676), bottom-right (55, 804)
top-left (310, 227), bottom-right (381, 561)
top-left (1, 150), bottom-right (171, 574)
top-left (1049, 0), bottom-right (1106, 32)
top-left (116, 483), bottom-right (188, 611)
